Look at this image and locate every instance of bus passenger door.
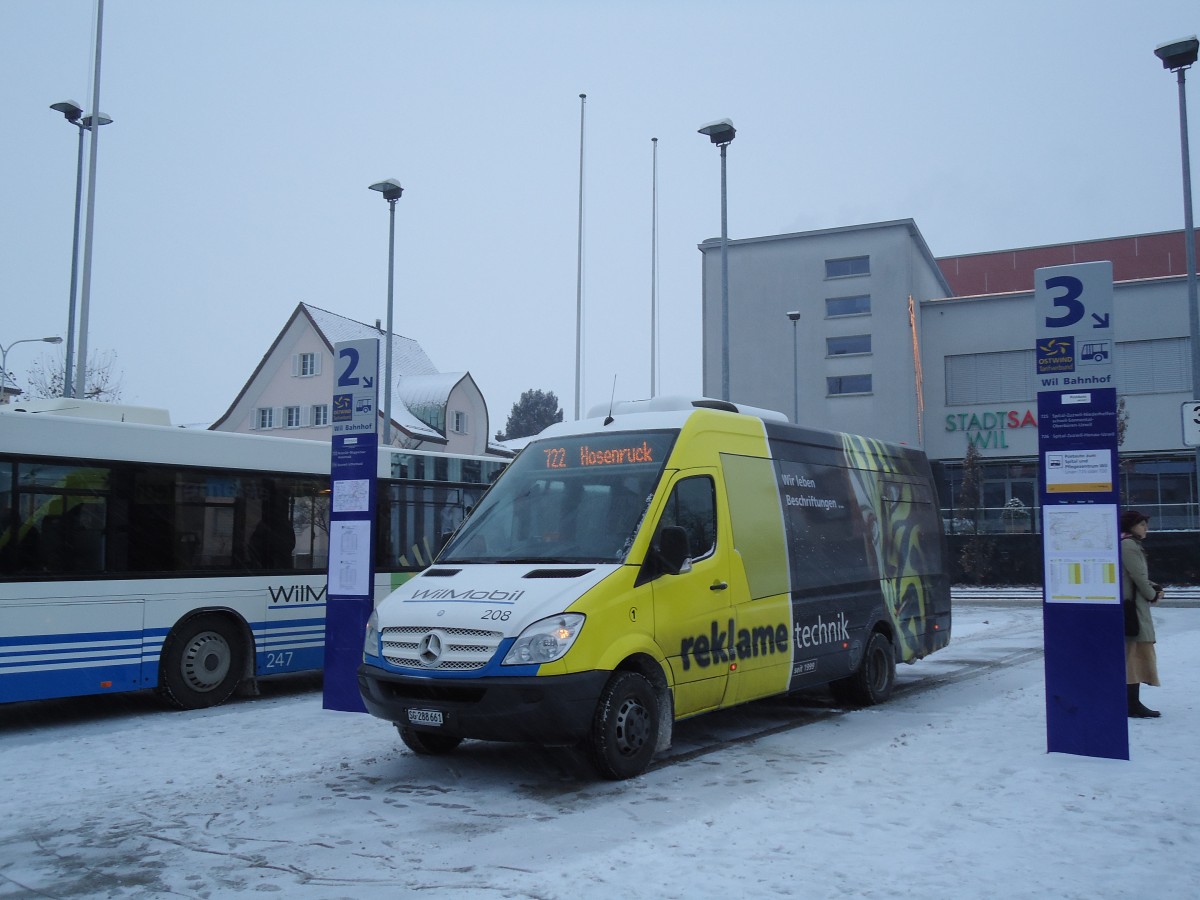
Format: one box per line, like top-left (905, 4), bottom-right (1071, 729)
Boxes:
top-left (648, 471), bottom-right (732, 717)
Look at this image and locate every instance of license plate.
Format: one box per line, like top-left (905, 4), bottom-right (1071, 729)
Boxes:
top-left (407, 708), bottom-right (444, 726)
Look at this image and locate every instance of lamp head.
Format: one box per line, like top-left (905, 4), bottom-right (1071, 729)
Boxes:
top-left (44, 336), bottom-right (64, 344)
top-left (1155, 36), bottom-right (1199, 70)
top-left (369, 179), bottom-right (404, 202)
top-left (698, 118), bottom-right (736, 145)
top-left (50, 100), bottom-right (83, 123)
top-left (786, 311), bottom-right (801, 322)
top-left (80, 113), bottom-right (113, 130)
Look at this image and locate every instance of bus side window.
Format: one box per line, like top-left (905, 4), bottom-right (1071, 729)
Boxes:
top-left (655, 476), bottom-right (716, 561)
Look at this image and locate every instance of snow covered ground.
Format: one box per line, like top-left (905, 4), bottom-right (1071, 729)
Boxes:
top-left (2, 603), bottom-right (1197, 899)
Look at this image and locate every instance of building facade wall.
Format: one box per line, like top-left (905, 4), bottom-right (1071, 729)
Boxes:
top-left (700, 220), bottom-right (950, 446)
top-left (700, 221), bottom-right (1200, 578)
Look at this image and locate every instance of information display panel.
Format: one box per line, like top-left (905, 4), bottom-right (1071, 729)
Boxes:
top-left (1035, 262), bottom-right (1127, 760)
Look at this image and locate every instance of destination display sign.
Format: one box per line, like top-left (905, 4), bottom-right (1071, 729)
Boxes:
top-left (539, 433), bottom-right (676, 470)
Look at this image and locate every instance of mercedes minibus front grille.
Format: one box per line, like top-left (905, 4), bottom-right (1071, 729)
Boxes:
top-left (381, 625), bottom-right (504, 671)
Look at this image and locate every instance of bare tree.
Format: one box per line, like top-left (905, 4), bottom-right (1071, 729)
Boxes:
top-left (24, 350), bottom-right (124, 402)
top-left (956, 442), bottom-right (994, 585)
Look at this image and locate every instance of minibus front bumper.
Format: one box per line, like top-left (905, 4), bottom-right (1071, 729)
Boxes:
top-left (357, 663), bottom-right (611, 744)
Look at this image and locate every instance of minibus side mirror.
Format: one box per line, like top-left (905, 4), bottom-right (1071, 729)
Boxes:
top-left (657, 525), bottom-right (692, 576)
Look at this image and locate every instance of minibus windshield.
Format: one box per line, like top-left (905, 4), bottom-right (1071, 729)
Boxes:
top-left (439, 432), bottom-right (677, 564)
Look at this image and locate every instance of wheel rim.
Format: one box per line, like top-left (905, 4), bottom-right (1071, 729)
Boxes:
top-left (181, 631), bottom-right (232, 693)
top-left (867, 643), bottom-right (890, 693)
top-left (613, 695), bottom-right (652, 757)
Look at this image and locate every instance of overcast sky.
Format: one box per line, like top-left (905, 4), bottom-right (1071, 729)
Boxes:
top-left (1, 1), bottom-right (1196, 430)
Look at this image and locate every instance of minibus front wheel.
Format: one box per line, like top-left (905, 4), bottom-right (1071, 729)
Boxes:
top-left (397, 726), bottom-right (463, 756)
top-left (587, 671), bottom-right (660, 780)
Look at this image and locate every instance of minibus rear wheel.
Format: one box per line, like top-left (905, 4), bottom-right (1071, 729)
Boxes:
top-left (830, 630), bottom-right (895, 707)
top-left (398, 726), bottom-right (463, 756)
top-left (587, 671), bottom-right (659, 780)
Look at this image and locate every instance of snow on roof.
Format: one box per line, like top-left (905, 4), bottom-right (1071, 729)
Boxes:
top-left (395, 372), bottom-right (466, 408)
top-left (302, 303), bottom-right (438, 377)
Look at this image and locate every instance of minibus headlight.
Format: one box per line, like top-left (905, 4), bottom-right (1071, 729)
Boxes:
top-left (363, 610), bottom-right (380, 659)
top-left (502, 614), bottom-right (585, 666)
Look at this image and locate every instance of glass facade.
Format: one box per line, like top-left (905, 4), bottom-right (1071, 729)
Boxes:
top-left (934, 453), bottom-right (1197, 534)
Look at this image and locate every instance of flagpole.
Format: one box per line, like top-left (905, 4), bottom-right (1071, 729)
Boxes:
top-left (650, 137), bottom-right (659, 397)
top-left (574, 93), bottom-right (587, 420)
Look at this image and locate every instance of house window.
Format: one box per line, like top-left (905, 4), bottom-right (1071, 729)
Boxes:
top-left (294, 352), bottom-right (321, 377)
top-left (827, 374), bottom-right (872, 396)
top-left (256, 408), bottom-right (275, 429)
top-left (285, 406), bottom-right (303, 428)
top-left (825, 256), bottom-right (869, 278)
top-left (826, 294), bottom-right (871, 317)
top-left (826, 335), bottom-right (871, 356)
top-left (311, 404), bottom-right (329, 427)
top-left (450, 411), bottom-right (468, 434)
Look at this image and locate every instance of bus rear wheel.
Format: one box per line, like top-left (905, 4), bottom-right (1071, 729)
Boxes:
top-left (160, 614), bottom-right (246, 710)
top-left (586, 671), bottom-right (659, 780)
top-left (830, 631), bottom-right (896, 707)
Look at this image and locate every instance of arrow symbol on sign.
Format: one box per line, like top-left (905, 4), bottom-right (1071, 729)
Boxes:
top-left (363, 376), bottom-right (374, 389)
top-left (1091, 313), bottom-right (1110, 328)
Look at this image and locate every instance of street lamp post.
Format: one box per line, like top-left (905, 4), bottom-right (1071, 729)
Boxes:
top-left (1, 336), bottom-right (63, 404)
top-left (1154, 35), bottom-right (1200, 525)
top-left (786, 311), bottom-right (801, 423)
top-left (50, 101), bottom-right (112, 398)
top-left (368, 179), bottom-right (403, 445)
top-left (698, 119), bottom-right (736, 402)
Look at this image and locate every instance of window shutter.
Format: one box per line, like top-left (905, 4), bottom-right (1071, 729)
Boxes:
top-left (250, 410), bottom-right (258, 431)
top-left (313, 353), bottom-right (321, 376)
top-left (945, 350), bottom-right (1034, 405)
top-left (274, 407), bottom-right (283, 429)
top-left (1116, 338), bottom-right (1189, 394)
top-left (292, 355), bottom-right (300, 377)
top-left (302, 405), bottom-right (312, 427)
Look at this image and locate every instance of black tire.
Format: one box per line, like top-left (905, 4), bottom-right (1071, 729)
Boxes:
top-left (398, 726), bottom-right (463, 756)
top-left (586, 671), bottom-right (659, 780)
top-left (159, 614), bottom-right (246, 710)
top-left (830, 631), bottom-right (896, 707)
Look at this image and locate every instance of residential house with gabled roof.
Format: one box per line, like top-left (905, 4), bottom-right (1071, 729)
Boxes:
top-left (211, 303), bottom-right (503, 456)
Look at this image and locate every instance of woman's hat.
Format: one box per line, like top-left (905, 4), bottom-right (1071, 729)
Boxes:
top-left (1120, 510), bottom-right (1149, 532)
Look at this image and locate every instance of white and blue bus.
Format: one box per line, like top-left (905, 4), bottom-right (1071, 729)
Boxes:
top-left (0, 401), bottom-right (506, 709)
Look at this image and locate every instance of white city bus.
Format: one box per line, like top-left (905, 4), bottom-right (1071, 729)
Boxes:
top-left (0, 401), bottom-right (506, 709)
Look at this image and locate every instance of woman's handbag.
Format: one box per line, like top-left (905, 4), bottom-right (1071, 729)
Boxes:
top-left (1123, 595), bottom-right (1140, 637)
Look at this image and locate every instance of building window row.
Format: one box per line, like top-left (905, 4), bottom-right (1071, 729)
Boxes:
top-left (825, 256), bottom-right (870, 279)
top-left (827, 334), bottom-right (871, 357)
top-left (826, 294), bottom-right (871, 318)
top-left (827, 374), bottom-right (872, 396)
top-left (253, 404), bottom-right (330, 431)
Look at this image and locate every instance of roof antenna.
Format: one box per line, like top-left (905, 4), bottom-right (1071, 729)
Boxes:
top-left (603, 375), bottom-right (617, 426)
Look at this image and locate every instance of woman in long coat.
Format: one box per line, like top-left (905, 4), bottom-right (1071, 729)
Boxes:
top-left (1120, 510), bottom-right (1162, 718)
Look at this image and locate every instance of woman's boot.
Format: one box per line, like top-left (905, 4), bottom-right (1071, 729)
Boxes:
top-left (1127, 683), bottom-right (1161, 718)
